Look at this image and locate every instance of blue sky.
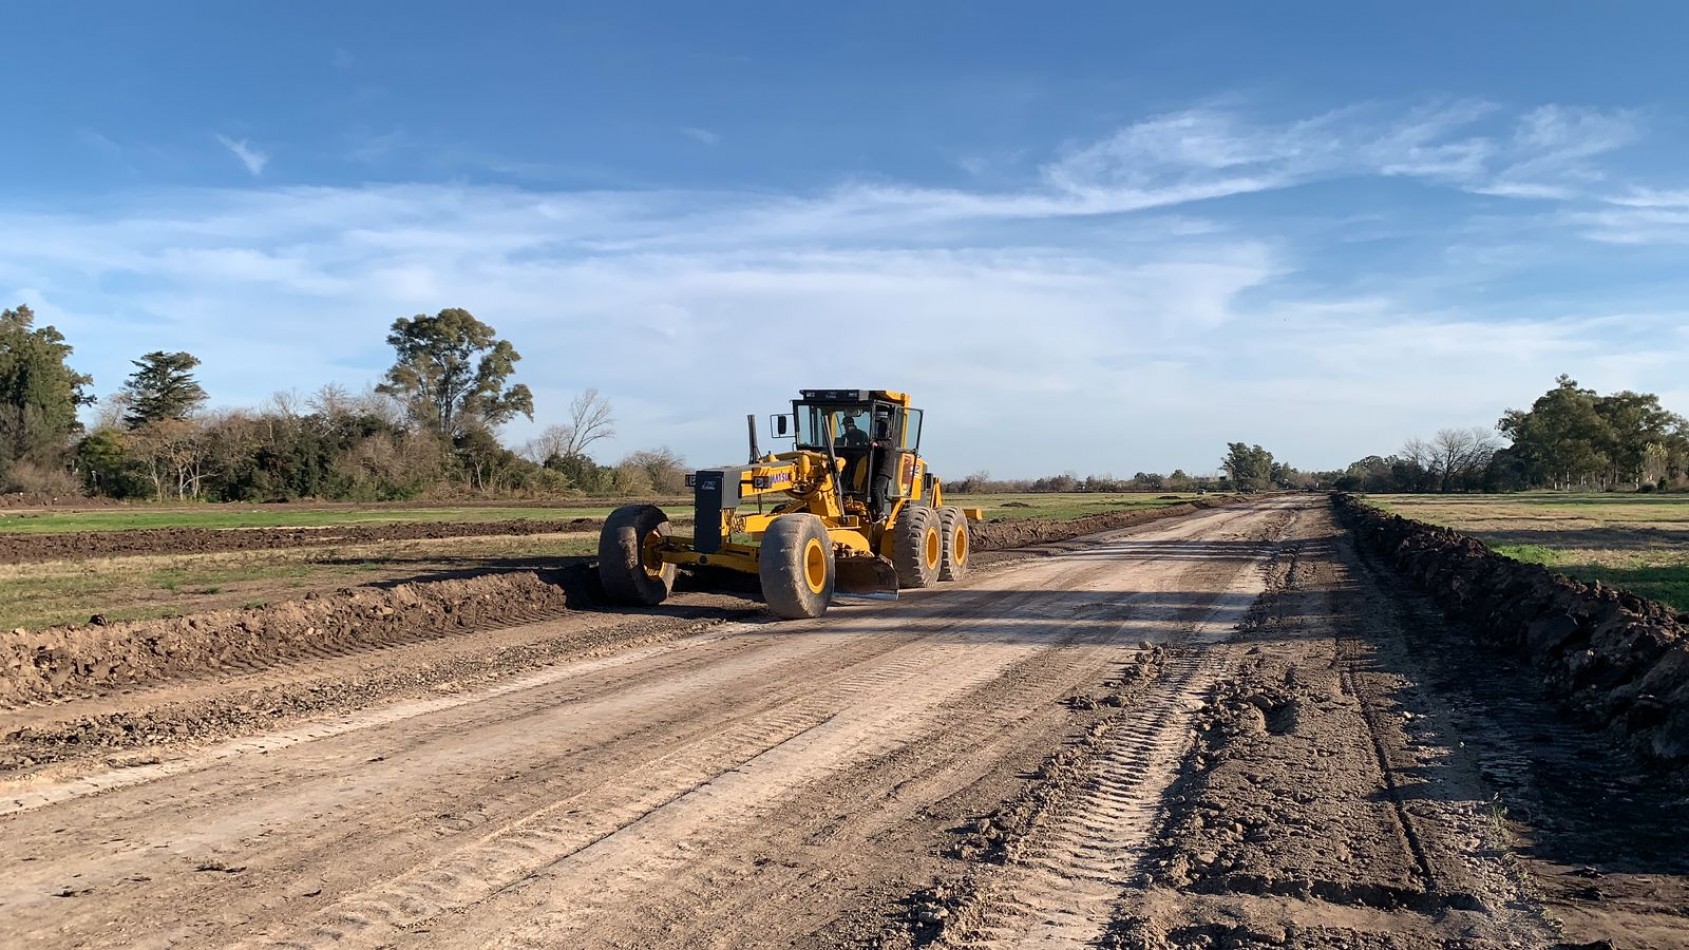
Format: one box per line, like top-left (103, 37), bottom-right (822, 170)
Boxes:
top-left (4, 2), bottom-right (1688, 476)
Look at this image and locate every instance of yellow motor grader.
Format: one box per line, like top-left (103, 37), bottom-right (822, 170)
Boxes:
top-left (598, 389), bottom-right (981, 619)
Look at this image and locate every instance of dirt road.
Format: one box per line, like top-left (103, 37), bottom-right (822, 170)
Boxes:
top-left (2, 497), bottom-right (1684, 948)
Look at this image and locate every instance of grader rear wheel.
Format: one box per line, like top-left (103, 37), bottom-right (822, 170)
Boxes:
top-left (598, 505), bottom-right (677, 606)
top-left (893, 505), bottom-right (941, 589)
top-left (938, 506), bottom-right (970, 581)
top-left (760, 514), bottom-right (835, 619)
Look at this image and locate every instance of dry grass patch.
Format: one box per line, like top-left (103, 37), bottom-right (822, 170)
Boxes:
top-left (0, 532), bottom-right (596, 631)
top-left (1365, 493), bottom-right (1689, 610)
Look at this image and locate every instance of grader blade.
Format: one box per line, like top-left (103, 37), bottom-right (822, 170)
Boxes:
top-left (833, 555), bottom-right (900, 601)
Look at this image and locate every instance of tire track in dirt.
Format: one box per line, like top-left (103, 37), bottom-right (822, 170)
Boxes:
top-left (0, 500), bottom-right (1293, 950)
top-left (928, 509), bottom-right (1294, 949)
top-left (238, 512), bottom-right (1269, 950)
top-left (1095, 504), bottom-right (1562, 950)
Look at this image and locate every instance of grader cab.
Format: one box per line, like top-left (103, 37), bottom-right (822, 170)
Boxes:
top-left (597, 389), bottom-right (981, 619)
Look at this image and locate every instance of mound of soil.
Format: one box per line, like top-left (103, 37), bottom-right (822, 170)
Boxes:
top-left (0, 517), bottom-right (607, 564)
top-left (0, 569), bottom-right (583, 706)
top-left (0, 492), bottom-right (117, 509)
top-left (0, 499), bottom-right (1231, 708)
top-left (972, 498), bottom-right (1232, 551)
top-left (1333, 493), bottom-right (1689, 765)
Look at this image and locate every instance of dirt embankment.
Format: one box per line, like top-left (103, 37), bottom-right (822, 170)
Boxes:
top-left (0, 518), bottom-right (608, 564)
top-left (1, 570), bottom-right (582, 707)
top-left (1333, 493), bottom-right (1689, 765)
top-left (971, 497), bottom-right (1237, 550)
top-left (0, 492), bottom-right (121, 510)
top-left (0, 500), bottom-right (1235, 708)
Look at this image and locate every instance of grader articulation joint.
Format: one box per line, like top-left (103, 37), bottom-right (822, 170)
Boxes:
top-left (597, 389), bottom-right (981, 619)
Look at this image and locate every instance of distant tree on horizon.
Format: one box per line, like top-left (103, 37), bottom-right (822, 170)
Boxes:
top-left (376, 308), bottom-right (534, 439)
top-left (1221, 442), bottom-right (1276, 491)
top-left (0, 304), bottom-right (95, 478)
top-left (120, 351), bottom-right (207, 429)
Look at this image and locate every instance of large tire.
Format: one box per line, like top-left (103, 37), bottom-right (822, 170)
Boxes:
top-left (598, 505), bottom-right (676, 606)
top-left (760, 514), bottom-right (834, 619)
top-left (892, 504), bottom-right (941, 589)
top-left (937, 506), bottom-right (970, 581)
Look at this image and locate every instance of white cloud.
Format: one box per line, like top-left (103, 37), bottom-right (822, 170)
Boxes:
top-left (1572, 206), bottom-right (1689, 244)
top-left (1476, 105), bottom-right (1642, 199)
top-left (215, 134), bottom-right (270, 177)
top-left (681, 127), bottom-right (721, 146)
top-left (1039, 99), bottom-right (1647, 209)
top-left (1608, 188), bottom-right (1689, 209)
top-left (5, 99), bottom-right (1687, 475)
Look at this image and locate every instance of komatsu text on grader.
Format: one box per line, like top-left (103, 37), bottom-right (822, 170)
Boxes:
top-left (598, 390), bottom-right (981, 619)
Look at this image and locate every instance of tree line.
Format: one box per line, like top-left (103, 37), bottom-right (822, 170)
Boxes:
top-left (1326, 376), bottom-right (1689, 493)
top-left (962, 377), bottom-right (1689, 497)
top-left (0, 304), bottom-right (687, 501)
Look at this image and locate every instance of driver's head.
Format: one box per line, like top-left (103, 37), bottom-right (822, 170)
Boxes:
top-left (843, 416), bottom-right (859, 429)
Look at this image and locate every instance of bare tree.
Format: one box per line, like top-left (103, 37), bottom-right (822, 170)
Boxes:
top-left (523, 425), bottom-right (572, 465)
top-left (306, 383), bottom-right (354, 418)
top-left (1399, 437), bottom-right (1433, 470)
top-left (93, 393), bottom-right (131, 432)
top-left (1428, 426), bottom-right (1501, 492)
top-left (621, 446), bottom-right (688, 494)
top-left (565, 388), bottom-right (615, 458)
top-left (266, 389), bottom-right (303, 419)
top-left (524, 389), bottom-right (617, 464)
top-left (354, 385), bottom-right (408, 428)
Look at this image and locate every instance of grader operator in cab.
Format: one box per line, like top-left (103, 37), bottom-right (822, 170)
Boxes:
top-left (598, 389), bottom-right (982, 619)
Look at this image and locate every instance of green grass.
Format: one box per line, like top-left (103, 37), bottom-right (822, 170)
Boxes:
top-left (1370, 492), bottom-right (1689, 525)
top-left (1492, 543), bottom-right (1689, 611)
top-left (0, 534), bottom-right (598, 630)
top-left (1490, 544), bottom-right (1563, 565)
top-left (0, 491), bottom-right (1212, 535)
top-left (1367, 492), bottom-right (1689, 612)
top-left (0, 504), bottom-right (634, 535)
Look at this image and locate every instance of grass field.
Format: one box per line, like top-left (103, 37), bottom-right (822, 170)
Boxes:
top-left (0, 491), bottom-right (1195, 630)
top-left (0, 533), bottom-right (600, 631)
top-left (1367, 493), bottom-right (1689, 611)
top-left (0, 504), bottom-right (646, 534)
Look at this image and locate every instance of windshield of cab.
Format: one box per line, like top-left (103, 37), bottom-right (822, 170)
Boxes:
top-left (795, 404), bottom-right (873, 449)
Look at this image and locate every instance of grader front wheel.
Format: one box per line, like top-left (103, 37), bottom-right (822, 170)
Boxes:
top-left (760, 514), bottom-right (835, 619)
top-left (598, 505), bottom-right (677, 606)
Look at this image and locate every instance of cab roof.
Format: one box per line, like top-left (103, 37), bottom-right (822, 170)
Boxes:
top-left (797, 389), bottom-right (911, 407)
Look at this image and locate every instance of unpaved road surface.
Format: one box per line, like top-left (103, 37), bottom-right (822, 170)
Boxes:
top-left (3, 497), bottom-right (1685, 948)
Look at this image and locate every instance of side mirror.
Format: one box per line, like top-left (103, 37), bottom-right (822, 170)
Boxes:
top-left (770, 414), bottom-right (792, 438)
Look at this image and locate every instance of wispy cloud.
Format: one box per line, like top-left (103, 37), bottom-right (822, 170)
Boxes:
top-left (1474, 105), bottom-right (1642, 199)
top-left (215, 134), bottom-right (270, 177)
top-left (5, 98), bottom-right (1686, 473)
top-left (681, 127), bottom-right (721, 146)
top-left (1039, 99), bottom-right (1643, 207)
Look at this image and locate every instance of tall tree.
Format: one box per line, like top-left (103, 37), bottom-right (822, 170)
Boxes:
top-left (121, 351), bottom-right (207, 429)
top-left (1221, 442), bottom-right (1276, 491)
top-left (0, 304), bottom-right (95, 471)
top-left (376, 308), bottom-right (534, 438)
top-left (1499, 376), bottom-right (1688, 489)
